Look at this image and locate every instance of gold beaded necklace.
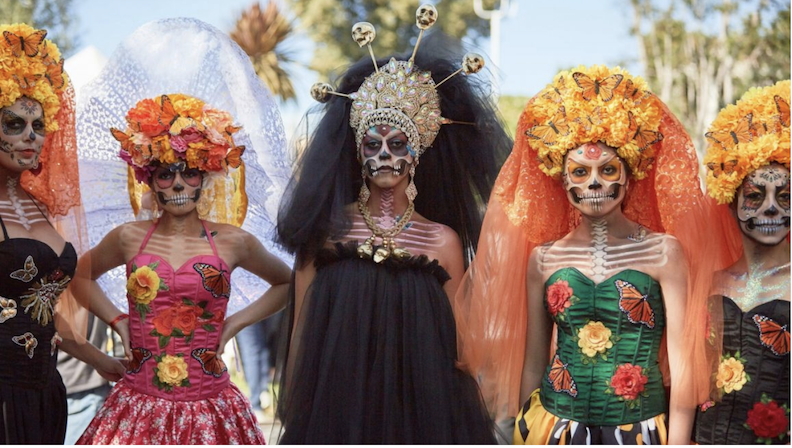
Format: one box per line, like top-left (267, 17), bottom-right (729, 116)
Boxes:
top-left (357, 195), bottom-right (415, 263)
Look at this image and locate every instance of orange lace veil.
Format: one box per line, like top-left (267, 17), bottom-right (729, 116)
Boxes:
top-left (452, 68), bottom-right (741, 424)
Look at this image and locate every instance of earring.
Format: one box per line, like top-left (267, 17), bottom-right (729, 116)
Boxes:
top-left (151, 198), bottom-right (160, 222)
top-left (197, 190), bottom-right (211, 217)
top-left (405, 164), bottom-right (418, 203)
top-left (359, 165), bottom-right (371, 204)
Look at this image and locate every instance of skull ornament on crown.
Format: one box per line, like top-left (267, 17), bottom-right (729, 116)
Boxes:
top-left (351, 22), bottom-right (376, 47)
top-left (416, 4), bottom-right (438, 30)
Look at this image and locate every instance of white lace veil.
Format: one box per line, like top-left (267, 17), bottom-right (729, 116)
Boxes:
top-left (77, 18), bottom-right (293, 312)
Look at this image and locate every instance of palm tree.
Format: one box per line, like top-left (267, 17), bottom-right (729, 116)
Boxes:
top-left (230, 2), bottom-right (296, 102)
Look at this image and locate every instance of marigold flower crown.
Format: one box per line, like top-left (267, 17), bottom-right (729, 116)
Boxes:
top-left (704, 80), bottom-right (791, 204)
top-left (0, 23), bottom-right (69, 133)
top-left (525, 65), bottom-right (663, 180)
top-left (309, 4), bottom-right (485, 157)
top-left (112, 93), bottom-right (245, 183)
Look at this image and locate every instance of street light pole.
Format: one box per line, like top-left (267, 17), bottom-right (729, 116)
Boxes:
top-left (473, 0), bottom-right (517, 98)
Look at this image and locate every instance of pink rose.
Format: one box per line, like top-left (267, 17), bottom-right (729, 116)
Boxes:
top-left (170, 135), bottom-right (188, 152)
top-left (610, 363), bottom-right (648, 401)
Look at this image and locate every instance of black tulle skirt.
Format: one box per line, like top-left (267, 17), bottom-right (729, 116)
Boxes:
top-left (0, 371), bottom-right (67, 444)
top-left (279, 242), bottom-right (496, 444)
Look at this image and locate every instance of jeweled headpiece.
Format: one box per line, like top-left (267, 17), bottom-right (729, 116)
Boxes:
top-left (704, 80), bottom-right (791, 204)
top-left (525, 65), bottom-right (663, 180)
top-left (309, 4), bottom-right (484, 157)
top-left (0, 23), bottom-right (69, 133)
top-left (112, 93), bottom-right (245, 183)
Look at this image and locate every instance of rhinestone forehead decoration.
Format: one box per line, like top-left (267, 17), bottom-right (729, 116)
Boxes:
top-left (309, 4), bottom-right (485, 157)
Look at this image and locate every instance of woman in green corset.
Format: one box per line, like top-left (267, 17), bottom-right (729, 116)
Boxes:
top-left (453, 65), bottom-right (719, 444)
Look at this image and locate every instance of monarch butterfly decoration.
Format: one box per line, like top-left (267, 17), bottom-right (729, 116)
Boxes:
top-left (12, 74), bottom-right (42, 90)
top-left (753, 314), bottom-right (790, 356)
top-left (705, 113), bottom-right (753, 150)
top-left (574, 106), bottom-right (604, 132)
top-left (159, 94), bottom-right (205, 136)
top-left (542, 76), bottom-right (569, 104)
top-left (623, 79), bottom-right (651, 104)
top-left (3, 29), bottom-right (47, 58)
top-left (526, 106), bottom-right (571, 146)
top-left (626, 112), bottom-right (663, 152)
top-left (45, 57), bottom-right (66, 89)
top-left (572, 72), bottom-right (624, 102)
top-left (223, 145), bottom-right (245, 171)
top-left (615, 279), bottom-right (655, 329)
top-left (775, 95), bottom-right (790, 128)
top-left (192, 348), bottom-right (228, 378)
top-left (10, 255), bottom-right (38, 283)
top-left (750, 120), bottom-right (770, 138)
top-left (538, 152), bottom-right (562, 171)
top-left (193, 263), bottom-right (230, 298)
top-left (127, 347), bottom-right (152, 374)
top-left (635, 156), bottom-right (656, 175)
top-left (547, 354), bottom-right (578, 397)
top-left (706, 159), bottom-right (738, 178)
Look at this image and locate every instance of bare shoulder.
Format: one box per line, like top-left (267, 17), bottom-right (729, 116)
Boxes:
top-left (656, 233), bottom-right (684, 257)
top-left (204, 221), bottom-right (255, 247)
top-left (113, 220), bottom-right (151, 241)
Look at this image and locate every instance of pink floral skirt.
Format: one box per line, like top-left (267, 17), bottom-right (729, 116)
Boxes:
top-left (77, 380), bottom-right (265, 445)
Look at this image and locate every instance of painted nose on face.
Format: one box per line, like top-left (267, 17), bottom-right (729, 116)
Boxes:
top-left (378, 148), bottom-right (392, 160)
top-left (588, 178), bottom-right (602, 190)
top-left (173, 182), bottom-right (185, 192)
top-left (765, 205), bottom-right (779, 216)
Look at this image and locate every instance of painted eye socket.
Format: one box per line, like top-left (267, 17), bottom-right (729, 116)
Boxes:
top-left (181, 169), bottom-right (202, 187)
top-left (388, 137), bottom-right (409, 156)
top-left (571, 167), bottom-right (588, 178)
top-left (3, 118), bottom-right (25, 130)
top-left (362, 139), bottom-right (382, 157)
top-left (32, 120), bottom-right (45, 133)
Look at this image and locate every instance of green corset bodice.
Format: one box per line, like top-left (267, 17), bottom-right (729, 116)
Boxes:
top-left (539, 268), bottom-right (667, 425)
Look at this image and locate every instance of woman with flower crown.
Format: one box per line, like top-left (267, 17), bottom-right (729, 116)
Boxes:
top-left (70, 19), bottom-right (293, 445)
top-left (275, 6), bottom-right (511, 444)
top-left (452, 65), bottom-right (724, 444)
top-left (692, 80), bottom-right (790, 445)
top-left (0, 23), bottom-right (125, 444)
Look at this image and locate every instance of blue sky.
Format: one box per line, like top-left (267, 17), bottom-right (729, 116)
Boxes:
top-left (73, 0), bottom-right (642, 130)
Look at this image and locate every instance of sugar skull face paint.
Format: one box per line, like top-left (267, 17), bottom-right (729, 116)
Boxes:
top-left (736, 164), bottom-right (791, 245)
top-left (0, 97), bottom-right (45, 174)
top-left (150, 162), bottom-right (203, 216)
top-left (563, 142), bottom-right (627, 217)
top-left (359, 125), bottom-right (415, 190)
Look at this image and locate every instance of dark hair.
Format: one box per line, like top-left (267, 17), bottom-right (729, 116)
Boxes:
top-left (277, 37), bottom-right (512, 266)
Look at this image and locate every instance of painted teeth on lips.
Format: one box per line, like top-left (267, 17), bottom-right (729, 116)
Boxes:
top-left (166, 194), bottom-right (190, 206)
top-left (754, 219), bottom-right (785, 226)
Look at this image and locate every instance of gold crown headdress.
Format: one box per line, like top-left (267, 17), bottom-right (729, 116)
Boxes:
top-left (703, 80), bottom-right (791, 204)
top-left (309, 4), bottom-right (485, 157)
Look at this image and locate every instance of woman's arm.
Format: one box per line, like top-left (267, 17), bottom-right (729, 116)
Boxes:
top-left (659, 236), bottom-right (695, 445)
top-left (59, 337), bottom-right (126, 382)
top-left (438, 227), bottom-right (465, 299)
top-left (71, 225), bottom-right (131, 356)
top-left (519, 247), bottom-right (553, 405)
top-left (217, 231), bottom-right (292, 354)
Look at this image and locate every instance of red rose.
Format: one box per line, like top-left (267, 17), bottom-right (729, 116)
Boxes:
top-left (546, 279), bottom-right (573, 316)
top-left (152, 306), bottom-right (178, 336)
top-left (210, 309), bottom-right (225, 325)
top-left (610, 363), bottom-right (648, 401)
top-left (746, 400), bottom-right (789, 439)
top-left (173, 304), bottom-right (202, 333)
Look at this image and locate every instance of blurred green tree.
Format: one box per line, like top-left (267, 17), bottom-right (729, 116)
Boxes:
top-left (630, 0), bottom-right (790, 157)
top-left (231, 2), bottom-right (297, 103)
top-left (0, 0), bottom-right (78, 56)
top-left (286, 0), bottom-right (497, 79)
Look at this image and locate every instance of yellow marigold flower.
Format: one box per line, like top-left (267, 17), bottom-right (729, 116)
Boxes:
top-left (578, 321), bottom-right (614, 357)
top-left (716, 356), bottom-right (748, 394)
top-left (126, 266), bottom-right (161, 305)
top-left (156, 354), bottom-right (189, 386)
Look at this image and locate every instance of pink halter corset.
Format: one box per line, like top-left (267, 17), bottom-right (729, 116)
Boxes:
top-left (123, 220), bottom-right (231, 401)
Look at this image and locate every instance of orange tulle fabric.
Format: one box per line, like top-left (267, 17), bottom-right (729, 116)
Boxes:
top-left (452, 97), bottom-right (743, 424)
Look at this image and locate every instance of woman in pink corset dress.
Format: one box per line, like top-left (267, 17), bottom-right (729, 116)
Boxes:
top-left (74, 94), bottom-right (291, 445)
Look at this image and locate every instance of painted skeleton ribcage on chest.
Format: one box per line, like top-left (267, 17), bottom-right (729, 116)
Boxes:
top-left (0, 198), bottom-right (47, 230)
top-left (539, 231), bottom-right (668, 283)
top-left (334, 214), bottom-right (445, 260)
top-left (121, 225), bottom-right (218, 266)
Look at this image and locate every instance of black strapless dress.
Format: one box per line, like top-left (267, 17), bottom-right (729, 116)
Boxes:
top-left (694, 297), bottom-right (790, 444)
top-left (279, 242), bottom-right (496, 444)
top-left (0, 215), bottom-right (76, 444)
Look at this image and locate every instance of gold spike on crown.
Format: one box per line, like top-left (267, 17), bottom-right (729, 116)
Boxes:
top-left (309, 4), bottom-right (485, 157)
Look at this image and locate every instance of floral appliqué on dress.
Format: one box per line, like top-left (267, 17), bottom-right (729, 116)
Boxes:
top-left (20, 268), bottom-right (70, 326)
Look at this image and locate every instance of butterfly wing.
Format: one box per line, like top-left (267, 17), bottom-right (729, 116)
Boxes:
top-left (526, 124), bottom-right (558, 146)
top-left (226, 146), bottom-right (245, 169)
top-left (10, 255), bottom-right (38, 282)
top-left (775, 96), bottom-right (790, 128)
top-left (3, 29), bottom-right (47, 57)
top-left (45, 58), bottom-right (65, 89)
top-left (731, 114), bottom-right (753, 147)
top-left (634, 127), bottom-right (663, 152)
top-left (753, 315), bottom-right (790, 356)
top-left (158, 94), bottom-right (178, 128)
top-left (0, 297), bottom-right (17, 323)
top-left (547, 354), bottom-right (578, 397)
top-left (596, 74), bottom-right (624, 102)
top-left (193, 263), bottom-right (230, 298)
top-left (192, 348), bottom-right (228, 378)
top-left (572, 72), bottom-right (597, 101)
top-left (615, 279), bottom-right (655, 328)
top-left (127, 347), bottom-right (152, 373)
